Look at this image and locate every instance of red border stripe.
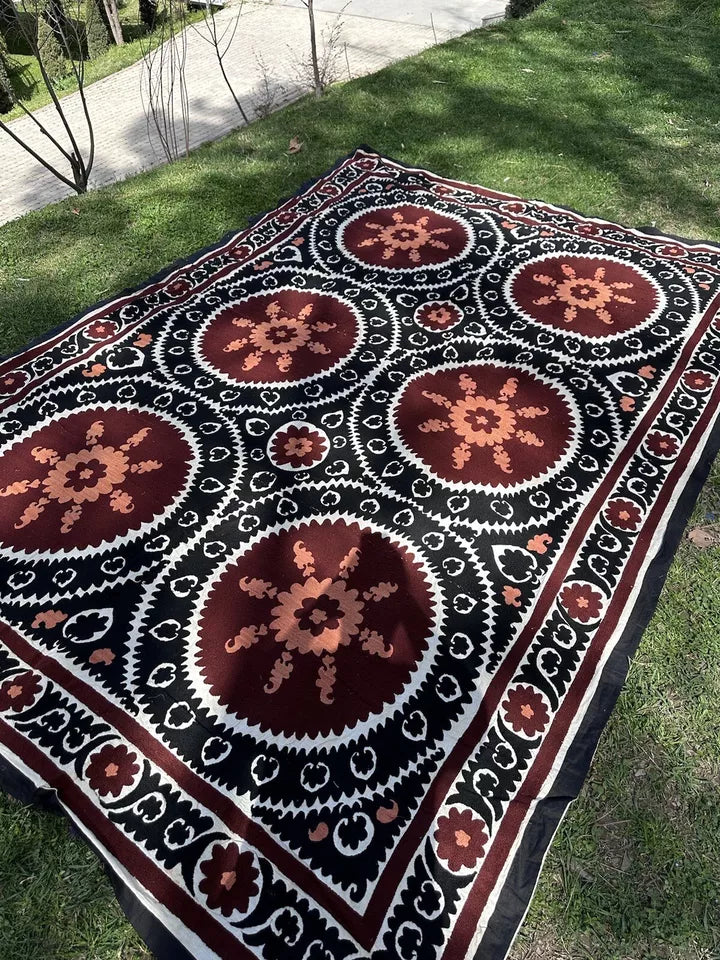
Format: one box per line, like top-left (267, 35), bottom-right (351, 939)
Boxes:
top-left (0, 620), bottom-right (369, 943)
top-left (0, 717), bottom-right (255, 960)
top-left (444, 336), bottom-right (720, 959)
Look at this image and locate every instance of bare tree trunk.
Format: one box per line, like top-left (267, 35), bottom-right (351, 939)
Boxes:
top-left (306, 0), bottom-right (322, 98)
top-left (190, 0), bottom-right (248, 123)
top-left (140, 0), bottom-right (190, 162)
top-left (0, 0), bottom-right (95, 194)
top-left (101, 0), bottom-right (124, 45)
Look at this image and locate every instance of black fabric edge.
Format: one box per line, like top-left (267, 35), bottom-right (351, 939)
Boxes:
top-left (0, 145), bottom-right (377, 369)
top-left (0, 750), bottom-right (198, 960)
top-left (475, 407), bottom-right (720, 959)
top-left (634, 222), bottom-right (720, 251)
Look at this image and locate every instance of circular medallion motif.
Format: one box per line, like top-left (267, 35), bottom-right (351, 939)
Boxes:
top-left (200, 289), bottom-right (359, 385)
top-left (478, 242), bottom-right (693, 367)
top-left (395, 364), bottom-right (574, 488)
top-left (352, 340), bottom-right (617, 531)
top-left (415, 302), bottom-right (464, 332)
top-left (196, 519), bottom-right (435, 739)
top-left (267, 421), bottom-right (329, 471)
top-left (509, 255), bottom-right (660, 337)
top-left (340, 205), bottom-right (471, 270)
top-left (158, 268), bottom-right (397, 412)
top-left (0, 369), bottom-right (29, 395)
top-left (0, 408), bottom-right (191, 553)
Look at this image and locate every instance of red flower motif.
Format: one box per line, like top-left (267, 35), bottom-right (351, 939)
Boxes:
top-left (560, 582), bottom-right (603, 623)
top-left (269, 423), bottom-right (328, 470)
top-left (358, 157), bottom-right (377, 171)
top-left (166, 278), bottom-right (192, 299)
top-left (0, 671), bottom-right (41, 712)
top-left (658, 244), bottom-right (686, 258)
top-left (605, 498), bottom-right (642, 531)
top-left (229, 244), bottom-right (251, 260)
top-left (501, 201), bottom-right (526, 215)
top-left (501, 684), bottom-right (550, 736)
top-left (434, 807), bottom-right (488, 871)
top-left (432, 184), bottom-right (454, 197)
top-left (86, 320), bottom-right (118, 341)
top-left (277, 210), bottom-right (298, 225)
top-left (683, 370), bottom-right (713, 392)
top-left (415, 301), bottom-right (463, 332)
top-left (646, 431), bottom-right (679, 459)
top-left (86, 743), bottom-right (140, 797)
top-left (198, 843), bottom-right (259, 916)
top-left (0, 370), bottom-right (30, 394)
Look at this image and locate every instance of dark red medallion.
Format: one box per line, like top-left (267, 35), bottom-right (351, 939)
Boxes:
top-left (200, 290), bottom-right (359, 383)
top-left (268, 422), bottom-right (329, 471)
top-left (0, 408), bottom-right (191, 552)
top-left (341, 205), bottom-right (470, 269)
top-left (415, 302), bottom-right (463, 332)
top-left (196, 519), bottom-right (435, 738)
top-left (395, 364), bottom-right (574, 488)
top-left (510, 256), bottom-right (660, 337)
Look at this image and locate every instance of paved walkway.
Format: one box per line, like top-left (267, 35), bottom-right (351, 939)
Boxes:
top-left (0, 0), bottom-right (505, 226)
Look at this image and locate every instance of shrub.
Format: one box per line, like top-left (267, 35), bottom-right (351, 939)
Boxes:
top-left (0, 0), bottom-right (15, 30)
top-left (85, 0), bottom-right (110, 57)
top-left (37, 11), bottom-right (67, 83)
top-left (138, 0), bottom-right (157, 31)
top-left (506, 0), bottom-right (545, 18)
top-left (0, 32), bottom-right (15, 113)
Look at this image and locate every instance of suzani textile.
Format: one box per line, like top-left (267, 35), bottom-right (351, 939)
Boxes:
top-left (1, 149), bottom-right (720, 960)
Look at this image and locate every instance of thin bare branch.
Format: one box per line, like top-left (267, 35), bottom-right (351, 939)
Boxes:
top-left (0, 0), bottom-right (95, 193)
top-left (188, 0), bottom-right (248, 123)
top-left (0, 116), bottom-right (78, 190)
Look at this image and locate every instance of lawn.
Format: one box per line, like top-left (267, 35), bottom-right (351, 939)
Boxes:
top-left (0, 0), bottom-right (719, 957)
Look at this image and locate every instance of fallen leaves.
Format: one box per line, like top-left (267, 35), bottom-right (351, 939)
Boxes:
top-left (687, 525), bottom-right (720, 550)
top-left (288, 136), bottom-right (303, 154)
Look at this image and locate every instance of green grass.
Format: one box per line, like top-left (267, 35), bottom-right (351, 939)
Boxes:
top-left (1, 0), bottom-right (202, 122)
top-left (1, 0), bottom-right (719, 957)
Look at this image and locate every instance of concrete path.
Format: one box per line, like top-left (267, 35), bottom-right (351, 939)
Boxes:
top-left (0, 0), bottom-right (505, 226)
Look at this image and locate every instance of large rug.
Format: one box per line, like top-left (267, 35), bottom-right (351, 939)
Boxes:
top-left (1, 148), bottom-right (719, 960)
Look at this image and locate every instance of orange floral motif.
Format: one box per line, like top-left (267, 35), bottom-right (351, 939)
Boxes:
top-left (0, 420), bottom-right (163, 536)
top-left (31, 609), bottom-right (68, 629)
top-left (532, 263), bottom-right (636, 326)
top-left (357, 211), bottom-right (453, 264)
top-left (418, 373), bottom-right (549, 476)
top-left (502, 586), bottom-right (522, 608)
top-left (223, 300), bottom-right (335, 375)
top-left (285, 436), bottom-right (314, 458)
top-left (527, 533), bottom-right (553, 554)
top-left (226, 540), bottom-right (397, 706)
